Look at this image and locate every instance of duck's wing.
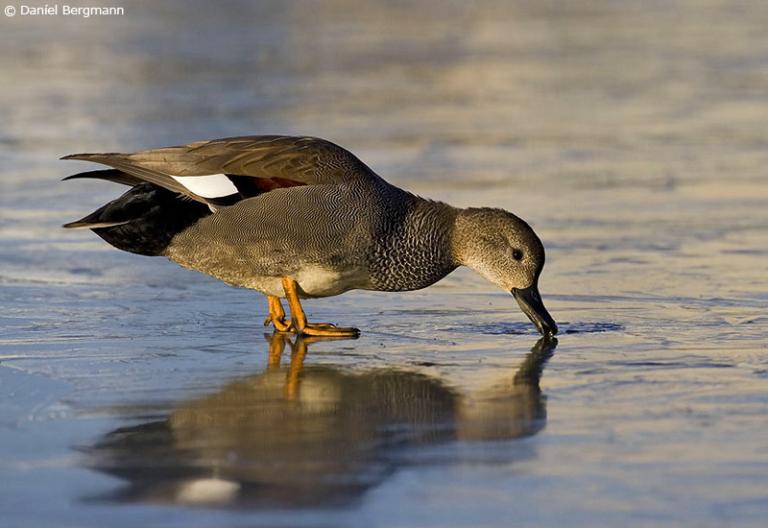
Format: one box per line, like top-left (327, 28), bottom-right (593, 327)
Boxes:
top-left (62, 135), bottom-right (380, 207)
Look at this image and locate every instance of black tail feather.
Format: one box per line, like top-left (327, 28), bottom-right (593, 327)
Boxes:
top-left (63, 183), bottom-right (211, 256)
top-left (62, 219), bottom-right (130, 229)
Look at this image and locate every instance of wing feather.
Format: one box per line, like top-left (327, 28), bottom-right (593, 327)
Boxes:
top-left (62, 136), bottom-right (379, 206)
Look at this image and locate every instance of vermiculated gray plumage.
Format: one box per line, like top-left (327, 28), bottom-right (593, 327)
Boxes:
top-left (167, 181), bottom-right (460, 296)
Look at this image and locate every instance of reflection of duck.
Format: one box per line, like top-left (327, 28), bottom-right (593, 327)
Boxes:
top-left (83, 335), bottom-right (556, 508)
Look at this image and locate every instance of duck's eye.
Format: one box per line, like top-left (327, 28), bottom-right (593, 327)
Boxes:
top-left (512, 248), bottom-right (523, 261)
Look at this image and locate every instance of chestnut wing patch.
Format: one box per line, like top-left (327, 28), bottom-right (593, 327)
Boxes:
top-left (228, 174), bottom-right (306, 195)
top-left (203, 174), bottom-right (306, 207)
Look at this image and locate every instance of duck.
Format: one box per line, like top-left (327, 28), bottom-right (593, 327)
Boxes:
top-left (62, 135), bottom-right (557, 338)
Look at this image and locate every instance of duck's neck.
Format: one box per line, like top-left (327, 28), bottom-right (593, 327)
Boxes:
top-left (368, 194), bottom-right (460, 292)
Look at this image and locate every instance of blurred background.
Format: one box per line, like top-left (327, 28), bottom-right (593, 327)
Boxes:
top-left (1, 1), bottom-right (767, 527)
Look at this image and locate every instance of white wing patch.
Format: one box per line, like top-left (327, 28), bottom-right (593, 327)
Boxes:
top-left (171, 174), bottom-right (238, 198)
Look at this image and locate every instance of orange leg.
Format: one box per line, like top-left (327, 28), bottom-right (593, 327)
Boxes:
top-left (281, 277), bottom-right (359, 337)
top-left (263, 295), bottom-right (293, 332)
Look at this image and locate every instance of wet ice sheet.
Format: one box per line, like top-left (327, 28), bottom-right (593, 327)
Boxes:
top-left (2, 1), bottom-right (768, 527)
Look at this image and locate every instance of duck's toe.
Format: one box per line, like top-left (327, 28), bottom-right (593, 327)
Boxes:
top-left (264, 314), bottom-right (295, 333)
top-left (264, 295), bottom-right (295, 333)
top-left (300, 323), bottom-right (360, 338)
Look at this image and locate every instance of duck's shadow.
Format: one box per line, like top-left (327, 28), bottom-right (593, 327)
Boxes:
top-left (80, 333), bottom-right (557, 509)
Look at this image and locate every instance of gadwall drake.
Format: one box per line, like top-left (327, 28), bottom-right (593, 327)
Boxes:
top-left (63, 135), bottom-right (557, 337)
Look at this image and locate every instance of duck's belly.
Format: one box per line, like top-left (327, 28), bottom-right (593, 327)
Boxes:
top-left (170, 251), bottom-right (371, 298)
top-left (239, 264), bottom-right (370, 298)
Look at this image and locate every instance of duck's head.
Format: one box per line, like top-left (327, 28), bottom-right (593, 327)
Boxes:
top-left (453, 208), bottom-right (558, 337)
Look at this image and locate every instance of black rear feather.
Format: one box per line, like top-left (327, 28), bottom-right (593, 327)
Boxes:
top-left (63, 183), bottom-right (211, 256)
